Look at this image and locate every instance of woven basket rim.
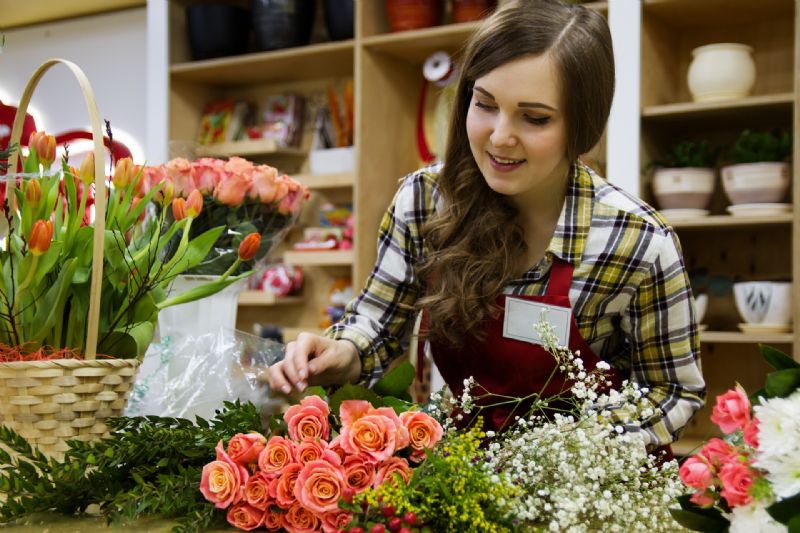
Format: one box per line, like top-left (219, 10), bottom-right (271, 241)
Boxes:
top-left (0, 358), bottom-right (141, 370)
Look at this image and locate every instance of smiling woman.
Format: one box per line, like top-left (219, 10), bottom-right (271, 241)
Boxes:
top-left (266, 0), bottom-right (705, 452)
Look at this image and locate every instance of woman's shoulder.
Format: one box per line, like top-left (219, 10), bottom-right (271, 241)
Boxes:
top-left (587, 167), bottom-right (672, 236)
top-left (392, 162), bottom-right (443, 211)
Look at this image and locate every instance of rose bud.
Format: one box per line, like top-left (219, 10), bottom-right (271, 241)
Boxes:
top-left (238, 233), bottom-right (261, 262)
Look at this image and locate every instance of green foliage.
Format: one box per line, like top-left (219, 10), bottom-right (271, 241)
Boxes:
top-left (767, 491), bottom-right (800, 526)
top-left (0, 401), bottom-right (262, 532)
top-left (728, 129), bottom-right (792, 163)
top-left (670, 494), bottom-right (730, 532)
top-left (657, 140), bottom-right (719, 168)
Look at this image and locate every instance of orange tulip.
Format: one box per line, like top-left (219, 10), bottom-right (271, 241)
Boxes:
top-left (28, 220), bottom-right (53, 256)
top-left (24, 179), bottom-right (41, 206)
top-left (186, 189), bottom-right (203, 217)
top-left (113, 157), bottom-right (134, 188)
top-left (29, 131), bottom-right (56, 167)
top-left (238, 233), bottom-right (261, 262)
top-left (172, 198), bottom-right (187, 221)
top-left (79, 152), bottom-right (95, 185)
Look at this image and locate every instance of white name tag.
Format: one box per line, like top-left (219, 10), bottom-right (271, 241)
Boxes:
top-left (502, 297), bottom-right (571, 347)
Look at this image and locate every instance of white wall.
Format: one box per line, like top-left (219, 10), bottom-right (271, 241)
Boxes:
top-left (0, 8), bottom-right (147, 163)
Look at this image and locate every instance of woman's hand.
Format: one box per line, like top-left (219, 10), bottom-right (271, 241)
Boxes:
top-left (263, 332), bottom-right (361, 393)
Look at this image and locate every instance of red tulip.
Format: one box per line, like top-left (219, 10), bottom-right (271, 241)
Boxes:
top-left (238, 233), bottom-right (261, 261)
top-left (28, 220), bottom-right (53, 256)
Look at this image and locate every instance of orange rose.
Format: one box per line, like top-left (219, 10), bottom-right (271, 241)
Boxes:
top-left (228, 432), bottom-right (267, 466)
top-left (263, 505), bottom-right (284, 531)
top-left (226, 503), bottom-right (264, 531)
top-left (295, 459), bottom-right (346, 514)
top-left (199, 440), bottom-right (249, 509)
top-left (374, 456), bottom-right (412, 488)
top-left (272, 462), bottom-right (303, 508)
top-left (322, 509), bottom-right (353, 533)
top-left (327, 436), bottom-right (348, 464)
top-left (399, 410), bottom-right (443, 462)
top-left (284, 395), bottom-right (331, 442)
top-left (258, 436), bottom-right (296, 478)
top-left (243, 472), bottom-right (272, 510)
top-left (343, 454), bottom-right (376, 492)
top-left (282, 502), bottom-right (321, 533)
top-left (339, 402), bottom-right (409, 462)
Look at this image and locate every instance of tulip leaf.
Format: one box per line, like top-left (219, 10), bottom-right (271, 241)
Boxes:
top-left (760, 344), bottom-right (800, 370)
top-left (29, 258), bottom-right (77, 343)
top-left (765, 369), bottom-right (800, 399)
top-left (328, 384), bottom-right (382, 415)
top-left (372, 360), bottom-right (415, 397)
top-left (98, 320), bottom-right (156, 359)
top-left (164, 225), bottom-right (226, 276)
top-left (155, 270), bottom-right (250, 309)
top-left (30, 242), bottom-right (63, 287)
top-left (767, 491), bottom-right (800, 525)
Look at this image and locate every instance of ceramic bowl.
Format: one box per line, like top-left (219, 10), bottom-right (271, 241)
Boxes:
top-left (694, 293), bottom-right (708, 324)
top-left (721, 162), bottom-right (790, 205)
top-left (652, 167), bottom-right (715, 209)
top-left (733, 281), bottom-right (793, 325)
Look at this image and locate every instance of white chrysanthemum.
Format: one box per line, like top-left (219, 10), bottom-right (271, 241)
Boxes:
top-left (727, 502), bottom-right (787, 533)
top-left (758, 453), bottom-right (800, 499)
top-left (754, 391), bottom-right (800, 459)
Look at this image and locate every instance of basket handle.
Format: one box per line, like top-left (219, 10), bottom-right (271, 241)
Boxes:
top-left (5, 59), bottom-right (108, 361)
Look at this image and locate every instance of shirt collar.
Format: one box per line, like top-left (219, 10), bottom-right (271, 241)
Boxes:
top-left (545, 162), bottom-right (594, 268)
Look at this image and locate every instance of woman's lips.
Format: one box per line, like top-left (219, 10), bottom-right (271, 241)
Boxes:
top-left (488, 152), bottom-right (525, 172)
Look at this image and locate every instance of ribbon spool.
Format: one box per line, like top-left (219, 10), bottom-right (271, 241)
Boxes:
top-left (417, 51), bottom-right (459, 163)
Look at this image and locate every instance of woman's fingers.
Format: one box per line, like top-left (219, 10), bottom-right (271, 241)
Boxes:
top-left (266, 360), bottom-right (292, 394)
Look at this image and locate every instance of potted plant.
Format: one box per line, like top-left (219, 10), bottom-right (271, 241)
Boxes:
top-left (651, 140), bottom-right (718, 211)
top-left (720, 129), bottom-right (792, 206)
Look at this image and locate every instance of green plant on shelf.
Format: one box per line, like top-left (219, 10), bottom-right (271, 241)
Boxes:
top-left (655, 140), bottom-right (719, 169)
top-left (728, 128), bottom-right (792, 164)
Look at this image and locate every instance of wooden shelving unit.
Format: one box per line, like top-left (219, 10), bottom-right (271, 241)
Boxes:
top-left (639, 0), bottom-right (798, 453)
top-left (194, 139), bottom-right (306, 158)
top-left (237, 291), bottom-right (303, 306)
top-left (283, 250), bottom-right (354, 267)
top-left (0, 0), bottom-right (144, 29)
top-left (293, 172), bottom-right (355, 189)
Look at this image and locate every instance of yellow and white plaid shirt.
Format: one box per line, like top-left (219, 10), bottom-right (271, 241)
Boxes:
top-left (328, 162), bottom-right (706, 446)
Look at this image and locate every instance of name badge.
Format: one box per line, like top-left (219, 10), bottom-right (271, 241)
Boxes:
top-left (502, 297), bottom-right (571, 347)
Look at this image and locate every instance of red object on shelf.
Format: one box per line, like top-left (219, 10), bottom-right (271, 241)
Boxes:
top-left (0, 100), bottom-right (37, 150)
top-left (53, 130), bottom-right (133, 161)
top-left (452, 0), bottom-right (496, 23)
top-left (385, 0), bottom-right (443, 32)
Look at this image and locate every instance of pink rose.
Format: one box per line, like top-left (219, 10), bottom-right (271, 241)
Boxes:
top-left (700, 438), bottom-right (736, 468)
top-left (228, 432), bottom-right (267, 465)
top-left (258, 436), bottom-right (296, 478)
top-left (214, 173), bottom-right (251, 207)
top-left (679, 456), bottom-right (714, 490)
top-left (249, 164), bottom-right (279, 203)
top-left (718, 462), bottom-right (754, 507)
top-left (192, 157), bottom-right (227, 194)
top-left (199, 440), bottom-right (249, 509)
top-left (165, 157), bottom-right (196, 196)
top-left (339, 400), bottom-right (372, 426)
top-left (343, 454), bottom-right (376, 492)
top-left (743, 418), bottom-right (759, 449)
top-left (225, 156), bottom-right (256, 176)
top-left (297, 439), bottom-right (341, 466)
top-left (690, 490), bottom-right (716, 508)
top-left (710, 387), bottom-right (751, 434)
top-left (294, 459), bottom-right (346, 514)
top-left (282, 502), bottom-right (321, 533)
top-left (284, 395), bottom-right (331, 442)
top-left (271, 462), bottom-right (303, 508)
top-left (374, 456), bottom-right (412, 488)
top-left (322, 509), bottom-right (353, 533)
top-left (327, 435), bottom-right (347, 463)
top-left (277, 176), bottom-right (309, 216)
top-left (400, 410), bottom-right (443, 462)
top-left (244, 472), bottom-right (272, 510)
top-left (339, 403), bottom-right (410, 462)
top-left (226, 503), bottom-right (264, 531)
top-left (139, 165), bottom-right (165, 196)
top-left (263, 505), bottom-right (284, 531)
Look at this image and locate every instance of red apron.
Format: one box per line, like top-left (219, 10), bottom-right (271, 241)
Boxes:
top-left (418, 258), bottom-right (673, 459)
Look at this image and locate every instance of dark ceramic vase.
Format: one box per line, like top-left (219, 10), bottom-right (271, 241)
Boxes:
top-left (323, 0), bottom-right (354, 41)
top-left (186, 4), bottom-right (250, 60)
top-left (251, 0), bottom-right (316, 51)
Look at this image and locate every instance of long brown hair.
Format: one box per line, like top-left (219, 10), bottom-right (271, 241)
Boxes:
top-left (416, 0), bottom-right (614, 345)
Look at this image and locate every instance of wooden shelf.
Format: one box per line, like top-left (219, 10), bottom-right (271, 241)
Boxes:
top-left (668, 214), bottom-right (793, 229)
top-left (641, 93), bottom-right (794, 122)
top-left (170, 40), bottom-right (355, 86)
top-left (194, 139), bottom-right (306, 158)
top-left (362, 21), bottom-right (481, 62)
top-left (0, 0), bottom-right (144, 29)
top-left (293, 172), bottom-right (355, 189)
top-left (238, 291), bottom-right (303, 306)
top-left (643, 0), bottom-right (793, 27)
top-left (283, 250), bottom-right (354, 266)
top-left (700, 330), bottom-right (795, 344)
top-left (283, 327), bottom-right (326, 342)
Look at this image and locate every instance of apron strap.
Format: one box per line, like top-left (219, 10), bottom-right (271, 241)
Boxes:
top-left (545, 258), bottom-right (574, 297)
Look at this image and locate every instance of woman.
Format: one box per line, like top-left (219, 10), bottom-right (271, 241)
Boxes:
top-left (265, 0), bottom-right (705, 447)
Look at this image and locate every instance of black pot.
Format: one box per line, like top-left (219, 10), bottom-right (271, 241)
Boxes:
top-left (251, 0), bottom-right (316, 52)
top-left (186, 4), bottom-right (250, 60)
top-left (323, 0), bottom-right (353, 41)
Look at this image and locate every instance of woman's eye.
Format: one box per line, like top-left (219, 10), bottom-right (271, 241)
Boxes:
top-left (474, 101), bottom-right (496, 111)
top-left (524, 115), bottom-right (551, 125)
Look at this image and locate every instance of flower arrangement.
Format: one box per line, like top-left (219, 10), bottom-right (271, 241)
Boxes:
top-left (0, 134), bottom-right (261, 360)
top-left (144, 157), bottom-right (309, 276)
top-left (672, 345), bottom-right (800, 533)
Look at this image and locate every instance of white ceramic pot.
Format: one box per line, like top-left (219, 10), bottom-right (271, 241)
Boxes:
top-left (652, 167), bottom-right (715, 209)
top-left (694, 293), bottom-right (708, 324)
top-left (721, 162), bottom-right (790, 204)
top-left (733, 281), bottom-right (793, 325)
top-left (687, 43), bottom-right (756, 103)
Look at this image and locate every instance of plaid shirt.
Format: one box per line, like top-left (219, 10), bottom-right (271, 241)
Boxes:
top-left (328, 162), bottom-right (706, 446)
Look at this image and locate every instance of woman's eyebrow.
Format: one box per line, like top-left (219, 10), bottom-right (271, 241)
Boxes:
top-left (473, 86), bottom-right (557, 111)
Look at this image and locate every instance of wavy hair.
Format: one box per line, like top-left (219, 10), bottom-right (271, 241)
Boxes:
top-left (416, 0), bottom-right (615, 345)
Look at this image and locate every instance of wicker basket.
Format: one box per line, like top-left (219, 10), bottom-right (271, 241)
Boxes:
top-left (0, 59), bottom-right (141, 458)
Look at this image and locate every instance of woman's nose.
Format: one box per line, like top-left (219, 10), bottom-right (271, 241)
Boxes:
top-left (489, 116), bottom-right (518, 147)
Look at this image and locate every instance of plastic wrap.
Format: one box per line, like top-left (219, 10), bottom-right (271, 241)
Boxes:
top-left (125, 329), bottom-right (284, 421)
